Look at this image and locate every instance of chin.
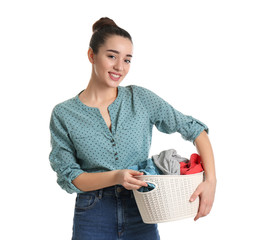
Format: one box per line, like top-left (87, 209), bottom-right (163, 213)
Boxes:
top-left (108, 79), bottom-right (123, 87)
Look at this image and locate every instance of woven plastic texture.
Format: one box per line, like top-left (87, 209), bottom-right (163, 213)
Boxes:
top-left (133, 172), bottom-right (204, 224)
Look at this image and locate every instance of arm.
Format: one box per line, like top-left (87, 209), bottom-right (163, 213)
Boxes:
top-left (49, 107), bottom-right (85, 194)
top-left (135, 86), bottom-right (215, 219)
top-left (72, 169), bottom-right (148, 192)
top-left (50, 104), bottom-right (148, 193)
top-left (135, 85), bottom-right (208, 140)
top-left (190, 130), bottom-right (217, 221)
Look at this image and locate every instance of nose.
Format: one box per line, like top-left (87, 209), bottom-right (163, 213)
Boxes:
top-left (113, 59), bottom-right (123, 72)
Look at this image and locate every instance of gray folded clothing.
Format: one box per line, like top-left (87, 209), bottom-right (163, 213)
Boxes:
top-left (152, 149), bottom-right (188, 175)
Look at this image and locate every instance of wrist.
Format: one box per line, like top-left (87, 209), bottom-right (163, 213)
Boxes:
top-left (204, 175), bottom-right (217, 184)
top-left (112, 170), bottom-right (121, 185)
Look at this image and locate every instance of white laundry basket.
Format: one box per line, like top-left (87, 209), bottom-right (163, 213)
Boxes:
top-left (132, 172), bottom-right (204, 224)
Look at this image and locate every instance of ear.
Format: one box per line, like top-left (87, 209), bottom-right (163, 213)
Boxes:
top-left (87, 48), bottom-right (95, 64)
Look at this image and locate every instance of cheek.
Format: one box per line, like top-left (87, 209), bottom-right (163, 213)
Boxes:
top-left (95, 61), bottom-right (110, 76)
top-left (124, 64), bottom-right (131, 75)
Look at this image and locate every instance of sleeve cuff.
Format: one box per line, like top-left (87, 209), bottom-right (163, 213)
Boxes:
top-left (192, 126), bottom-right (209, 145)
top-left (58, 170), bottom-right (86, 194)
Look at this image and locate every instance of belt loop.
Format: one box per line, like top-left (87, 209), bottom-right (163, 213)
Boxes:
top-left (115, 185), bottom-right (118, 198)
top-left (98, 189), bottom-right (103, 199)
top-left (130, 190), bottom-right (134, 198)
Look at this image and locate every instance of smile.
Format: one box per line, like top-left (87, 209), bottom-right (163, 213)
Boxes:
top-left (109, 72), bottom-right (122, 81)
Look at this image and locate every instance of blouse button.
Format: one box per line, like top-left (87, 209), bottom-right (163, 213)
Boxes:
top-left (114, 152), bottom-right (118, 156)
top-left (112, 143), bottom-right (116, 146)
top-left (115, 157), bottom-right (119, 160)
top-left (111, 139), bottom-right (115, 143)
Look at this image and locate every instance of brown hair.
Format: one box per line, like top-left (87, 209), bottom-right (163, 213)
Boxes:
top-left (89, 17), bottom-right (132, 54)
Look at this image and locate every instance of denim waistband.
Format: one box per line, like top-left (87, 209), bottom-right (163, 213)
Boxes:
top-left (78, 185), bottom-right (134, 199)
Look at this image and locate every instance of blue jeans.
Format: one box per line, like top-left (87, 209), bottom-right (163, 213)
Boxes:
top-left (72, 185), bottom-right (160, 240)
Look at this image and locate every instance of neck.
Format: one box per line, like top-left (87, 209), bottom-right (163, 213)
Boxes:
top-left (82, 80), bottom-right (118, 105)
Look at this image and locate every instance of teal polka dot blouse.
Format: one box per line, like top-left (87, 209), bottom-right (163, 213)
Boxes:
top-left (49, 85), bottom-right (208, 194)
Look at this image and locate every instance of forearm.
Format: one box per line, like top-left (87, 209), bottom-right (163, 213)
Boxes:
top-left (72, 169), bottom-right (147, 192)
top-left (72, 170), bottom-right (120, 192)
top-left (194, 130), bottom-right (216, 182)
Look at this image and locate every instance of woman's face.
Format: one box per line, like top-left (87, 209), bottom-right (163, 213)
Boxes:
top-left (90, 35), bottom-right (133, 88)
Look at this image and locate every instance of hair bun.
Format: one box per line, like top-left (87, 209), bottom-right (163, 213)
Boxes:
top-left (92, 17), bottom-right (118, 32)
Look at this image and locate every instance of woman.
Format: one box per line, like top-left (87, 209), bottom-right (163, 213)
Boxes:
top-left (49, 17), bottom-right (216, 240)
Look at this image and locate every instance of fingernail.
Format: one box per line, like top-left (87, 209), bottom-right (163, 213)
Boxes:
top-left (190, 198), bottom-right (194, 202)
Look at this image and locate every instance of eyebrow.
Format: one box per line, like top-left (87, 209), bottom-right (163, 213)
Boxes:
top-left (106, 49), bottom-right (133, 58)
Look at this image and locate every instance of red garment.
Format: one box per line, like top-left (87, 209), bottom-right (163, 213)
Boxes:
top-left (180, 153), bottom-right (203, 175)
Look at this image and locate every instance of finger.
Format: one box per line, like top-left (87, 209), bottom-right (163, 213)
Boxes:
top-left (194, 207), bottom-right (203, 221)
top-left (194, 213), bottom-right (200, 221)
top-left (194, 197), bottom-right (207, 221)
top-left (130, 177), bottom-right (148, 187)
top-left (128, 170), bottom-right (144, 176)
top-left (124, 182), bottom-right (144, 190)
top-left (190, 188), bottom-right (201, 202)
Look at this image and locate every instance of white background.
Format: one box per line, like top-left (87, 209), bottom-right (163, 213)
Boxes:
top-left (1, 0), bottom-right (264, 239)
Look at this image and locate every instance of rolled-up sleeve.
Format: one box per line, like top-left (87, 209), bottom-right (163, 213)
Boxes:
top-left (49, 106), bottom-right (85, 194)
top-left (135, 85), bottom-right (209, 143)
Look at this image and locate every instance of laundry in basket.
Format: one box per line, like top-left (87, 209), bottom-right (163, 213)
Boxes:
top-left (130, 149), bottom-right (204, 223)
top-left (133, 172), bottom-right (204, 223)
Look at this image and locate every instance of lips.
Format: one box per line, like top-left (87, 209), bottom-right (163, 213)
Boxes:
top-left (109, 72), bottom-right (122, 81)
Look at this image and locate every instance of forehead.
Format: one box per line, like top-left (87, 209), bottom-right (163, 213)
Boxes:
top-left (100, 35), bottom-right (133, 55)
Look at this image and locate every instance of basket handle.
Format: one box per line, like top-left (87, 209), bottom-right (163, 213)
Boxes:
top-left (136, 181), bottom-right (158, 195)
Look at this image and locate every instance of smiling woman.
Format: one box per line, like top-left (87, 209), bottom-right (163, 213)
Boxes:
top-left (48, 17), bottom-right (216, 240)
top-left (106, 48), bottom-right (132, 81)
top-left (86, 35), bottom-right (133, 88)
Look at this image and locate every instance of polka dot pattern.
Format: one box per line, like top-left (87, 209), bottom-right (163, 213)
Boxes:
top-left (49, 85), bottom-right (208, 194)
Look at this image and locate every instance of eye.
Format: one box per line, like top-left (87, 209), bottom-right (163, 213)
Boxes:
top-left (108, 55), bottom-right (116, 59)
top-left (125, 59), bottom-right (131, 64)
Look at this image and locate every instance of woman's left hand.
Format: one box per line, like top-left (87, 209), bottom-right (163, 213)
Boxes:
top-left (189, 179), bottom-right (217, 221)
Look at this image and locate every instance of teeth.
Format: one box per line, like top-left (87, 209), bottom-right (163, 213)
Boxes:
top-left (110, 73), bottom-right (120, 78)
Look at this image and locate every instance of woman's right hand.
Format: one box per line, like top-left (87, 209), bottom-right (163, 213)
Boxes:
top-left (115, 169), bottom-right (148, 190)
